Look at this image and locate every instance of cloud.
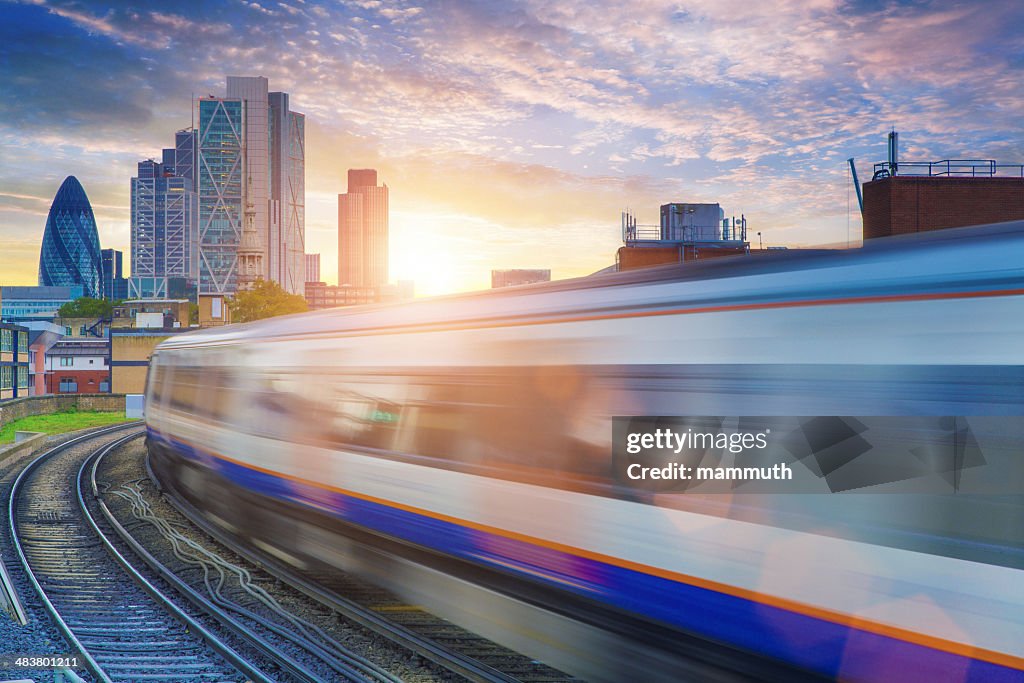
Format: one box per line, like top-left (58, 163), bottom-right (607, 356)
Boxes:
top-left (1, 0), bottom-right (1022, 293)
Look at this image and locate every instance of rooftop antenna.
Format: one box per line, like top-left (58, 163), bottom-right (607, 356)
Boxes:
top-left (887, 129), bottom-right (899, 177)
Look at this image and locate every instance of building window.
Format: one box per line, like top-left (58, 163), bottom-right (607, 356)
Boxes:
top-left (17, 366), bottom-right (28, 389)
top-left (1, 329), bottom-right (11, 353)
top-left (89, 359), bottom-right (94, 365)
top-left (60, 357), bottom-right (73, 366)
top-left (65, 326), bottom-right (72, 336)
top-left (59, 377), bottom-right (77, 393)
top-left (1, 367), bottom-right (12, 389)
top-left (99, 380), bottom-right (110, 393)
top-left (18, 331), bottom-right (27, 351)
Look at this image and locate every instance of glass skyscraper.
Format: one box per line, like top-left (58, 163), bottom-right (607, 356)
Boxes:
top-left (101, 248), bottom-right (128, 300)
top-left (129, 131), bottom-right (199, 299)
top-left (38, 176), bottom-right (102, 298)
top-left (196, 97), bottom-right (245, 295)
top-left (269, 91), bottom-right (306, 293)
top-left (194, 77), bottom-right (305, 296)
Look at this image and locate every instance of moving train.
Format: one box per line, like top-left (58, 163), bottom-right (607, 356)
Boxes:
top-left (145, 221), bottom-right (1024, 682)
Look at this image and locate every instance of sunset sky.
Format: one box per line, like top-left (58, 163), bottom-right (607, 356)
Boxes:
top-left (2, 0), bottom-right (1022, 295)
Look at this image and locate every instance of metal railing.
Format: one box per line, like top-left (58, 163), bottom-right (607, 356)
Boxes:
top-left (873, 159), bottom-right (1024, 178)
top-left (624, 224), bottom-right (738, 243)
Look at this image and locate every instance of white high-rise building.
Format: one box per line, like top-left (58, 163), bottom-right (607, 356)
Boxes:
top-left (195, 76), bottom-right (305, 296)
top-left (269, 91), bottom-right (305, 294)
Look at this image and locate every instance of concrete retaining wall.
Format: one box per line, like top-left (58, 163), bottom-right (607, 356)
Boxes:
top-left (0, 431), bottom-right (46, 466)
top-left (0, 394), bottom-right (126, 431)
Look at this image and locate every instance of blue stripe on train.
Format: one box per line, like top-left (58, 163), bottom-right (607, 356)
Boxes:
top-left (154, 429), bottom-right (1022, 682)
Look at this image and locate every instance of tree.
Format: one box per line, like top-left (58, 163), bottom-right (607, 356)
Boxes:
top-left (58, 297), bottom-right (116, 319)
top-left (228, 278), bottom-right (308, 323)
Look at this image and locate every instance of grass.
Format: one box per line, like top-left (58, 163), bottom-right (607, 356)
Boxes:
top-left (0, 409), bottom-right (132, 444)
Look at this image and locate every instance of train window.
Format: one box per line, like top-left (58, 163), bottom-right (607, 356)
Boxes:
top-left (299, 367), bottom-right (610, 490)
top-left (304, 373), bottom-right (407, 452)
top-left (232, 372), bottom-right (310, 442)
top-left (194, 367), bottom-right (234, 423)
top-left (399, 367), bottom-right (608, 482)
top-left (168, 366), bottom-right (202, 414)
top-left (148, 362), bottom-right (166, 405)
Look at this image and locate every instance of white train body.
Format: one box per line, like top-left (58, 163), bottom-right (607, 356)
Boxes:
top-left (147, 222), bottom-right (1024, 682)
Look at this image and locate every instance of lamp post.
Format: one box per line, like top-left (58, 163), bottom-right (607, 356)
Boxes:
top-left (758, 232), bottom-right (763, 250)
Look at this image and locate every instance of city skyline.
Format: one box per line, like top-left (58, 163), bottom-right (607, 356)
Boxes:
top-left (2, 0), bottom-right (1023, 296)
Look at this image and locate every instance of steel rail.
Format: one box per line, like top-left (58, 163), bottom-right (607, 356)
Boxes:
top-left (6, 422), bottom-right (144, 681)
top-left (91, 437), bottom-right (367, 683)
top-left (8, 423), bottom-right (265, 683)
top-left (147, 451), bottom-right (526, 683)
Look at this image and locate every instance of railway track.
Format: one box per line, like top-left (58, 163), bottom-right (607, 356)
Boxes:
top-left (140, 449), bottom-right (579, 683)
top-left (8, 424), bottom-right (262, 682)
top-left (91, 450), bottom-right (410, 683)
top-left (10, 425), bottom-right (420, 683)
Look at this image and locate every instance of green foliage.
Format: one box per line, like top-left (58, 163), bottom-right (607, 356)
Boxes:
top-left (0, 410), bottom-right (130, 443)
top-left (189, 303), bottom-right (200, 325)
top-left (58, 296), bottom-right (118, 319)
top-left (228, 278), bottom-right (308, 323)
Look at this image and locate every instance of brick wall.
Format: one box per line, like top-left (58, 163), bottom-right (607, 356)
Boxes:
top-left (0, 394), bottom-right (127, 430)
top-left (617, 246), bottom-right (682, 270)
top-left (45, 369), bottom-right (109, 394)
top-left (863, 176), bottom-right (1024, 239)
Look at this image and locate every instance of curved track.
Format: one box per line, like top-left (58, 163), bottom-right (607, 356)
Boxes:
top-left (8, 425), bottom-right (266, 683)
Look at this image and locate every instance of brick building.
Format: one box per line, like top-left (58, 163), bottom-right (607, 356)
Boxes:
top-left (863, 176), bottom-right (1024, 239)
top-left (44, 339), bottom-right (109, 394)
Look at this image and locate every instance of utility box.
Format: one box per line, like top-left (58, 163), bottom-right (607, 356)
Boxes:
top-left (126, 394), bottom-right (145, 419)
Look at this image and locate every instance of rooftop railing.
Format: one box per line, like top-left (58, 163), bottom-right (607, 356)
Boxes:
top-left (873, 159), bottom-right (1024, 179)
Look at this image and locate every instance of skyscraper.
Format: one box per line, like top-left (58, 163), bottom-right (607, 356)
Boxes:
top-left (39, 176), bottom-right (102, 298)
top-left (101, 248), bottom-right (128, 299)
top-left (196, 95), bottom-right (245, 295)
top-left (129, 137), bottom-right (198, 299)
top-left (269, 91), bottom-right (306, 293)
top-left (193, 77), bottom-right (305, 297)
top-left (338, 169), bottom-right (388, 287)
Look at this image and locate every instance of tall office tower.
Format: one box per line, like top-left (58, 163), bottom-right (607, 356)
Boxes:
top-left (174, 129), bottom-right (197, 188)
top-left (101, 248), bottom-right (128, 299)
top-left (196, 95), bottom-right (244, 295)
top-left (129, 154), bottom-right (198, 299)
top-left (338, 169), bottom-right (389, 287)
top-left (269, 91), bottom-right (306, 293)
top-left (304, 253), bottom-right (320, 283)
top-left (194, 77), bottom-right (305, 296)
top-left (39, 176), bottom-right (102, 298)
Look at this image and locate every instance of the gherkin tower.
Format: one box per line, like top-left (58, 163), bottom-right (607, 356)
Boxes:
top-left (38, 176), bottom-right (102, 298)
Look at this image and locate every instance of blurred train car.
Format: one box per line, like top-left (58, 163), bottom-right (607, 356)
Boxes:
top-left (145, 222), bottom-right (1024, 682)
